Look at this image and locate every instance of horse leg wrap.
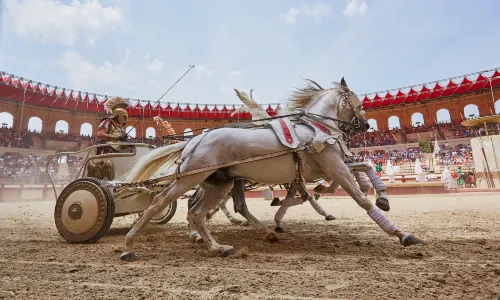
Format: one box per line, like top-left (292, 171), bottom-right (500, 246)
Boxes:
top-left (367, 206), bottom-right (398, 235)
top-left (274, 205), bottom-right (288, 222)
top-left (354, 172), bottom-right (371, 195)
top-left (365, 169), bottom-right (387, 192)
top-left (308, 197), bottom-right (328, 216)
top-left (281, 197), bottom-right (305, 207)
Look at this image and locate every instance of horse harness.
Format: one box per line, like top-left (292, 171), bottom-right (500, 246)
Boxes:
top-left (113, 91), bottom-right (364, 192)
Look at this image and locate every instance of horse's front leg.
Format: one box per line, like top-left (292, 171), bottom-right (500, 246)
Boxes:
top-left (350, 163), bottom-right (390, 211)
top-left (320, 146), bottom-right (423, 247)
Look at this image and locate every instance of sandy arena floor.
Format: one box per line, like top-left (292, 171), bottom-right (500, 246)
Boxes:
top-left (0, 192), bottom-right (499, 299)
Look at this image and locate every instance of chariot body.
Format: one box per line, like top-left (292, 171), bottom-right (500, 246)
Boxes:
top-left (47, 142), bottom-right (178, 243)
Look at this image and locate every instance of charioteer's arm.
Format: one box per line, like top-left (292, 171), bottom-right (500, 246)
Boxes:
top-left (97, 128), bottom-right (122, 141)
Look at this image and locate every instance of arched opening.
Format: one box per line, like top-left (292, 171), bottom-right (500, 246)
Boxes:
top-left (55, 120), bottom-right (69, 134)
top-left (494, 99), bottom-right (500, 114)
top-left (184, 128), bottom-right (193, 136)
top-left (28, 117), bottom-right (42, 133)
top-left (464, 104), bottom-right (480, 119)
top-left (80, 123), bottom-right (93, 136)
top-left (126, 126), bottom-right (136, 138)
top-left (411, 112), bottom-right (425, 127)
top-left (0, 112), bottom-right (14, 128)
top-left (436, 109), bottom-right (451, 123)
top-left (388, 116), bottom-right (400, 129)
top-left (146, 127), bottom-right (156, 139)
top-left (367, 119), bottom-right (378, 132)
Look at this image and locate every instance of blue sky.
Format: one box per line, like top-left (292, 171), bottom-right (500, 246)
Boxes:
top-left (1, 0), bottom-right (500, 132)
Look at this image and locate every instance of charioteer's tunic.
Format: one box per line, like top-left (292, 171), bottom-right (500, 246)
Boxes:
top-left (96, 118), bottom-right (127, 155)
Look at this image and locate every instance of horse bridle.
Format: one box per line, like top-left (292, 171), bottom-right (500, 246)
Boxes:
top-left (339, 90), bottom-right (366, 129)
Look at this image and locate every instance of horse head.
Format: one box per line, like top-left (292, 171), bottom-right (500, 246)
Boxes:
top-left (287, 77), bottom-right (369, 134)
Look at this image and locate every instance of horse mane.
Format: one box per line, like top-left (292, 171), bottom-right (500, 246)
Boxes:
top-left (286, 79), bottom-right (329, 111)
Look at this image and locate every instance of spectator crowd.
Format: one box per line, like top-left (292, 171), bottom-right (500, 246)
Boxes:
top-left (0, 120), bottom-right (488, 185)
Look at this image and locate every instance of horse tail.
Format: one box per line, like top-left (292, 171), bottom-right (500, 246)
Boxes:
top-left (120, 141), bottom-right (188, 184)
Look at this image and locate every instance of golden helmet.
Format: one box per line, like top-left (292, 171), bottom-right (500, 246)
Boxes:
top-left (104, 97), bottom-right (131, 118)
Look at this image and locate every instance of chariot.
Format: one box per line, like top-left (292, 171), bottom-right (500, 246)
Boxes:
top-left (46, 142), bottom-right (178, 243)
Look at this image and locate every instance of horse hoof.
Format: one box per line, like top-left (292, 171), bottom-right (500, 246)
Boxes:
top-left (214, 246), bottom-right (235, 257)
top-left (400, 233), bottom-right (425, 247)
top-left (325, 215), bottom-right (336, 221)
top-left (266, 232), bottom-right (279, 243)
top-left (376, 197), bottom-right (390, 212)
top-left (270, 198), bottom-right (282, 207)
top-left (120, 252), bottom-right (137, 262)
top-left (274, 227), bottom-right (285, 233)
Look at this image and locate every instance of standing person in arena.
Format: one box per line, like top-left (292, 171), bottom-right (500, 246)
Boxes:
top-left (96, 97), bottom-right (132, 155)
top-left (375, 162), bottom-right (382, 177)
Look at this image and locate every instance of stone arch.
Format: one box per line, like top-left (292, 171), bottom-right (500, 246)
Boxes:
top-left (464, 104), bottom-right (480, 119)
top-left (0, 112), bottom-right (14, 128)
top-left (495, 99), bottom-right (500, 114)
top-left (388, 116), bottom-right (400, 129)
top-left (367, 119), bottom-right (378, 132)
top-left (80, 123), bottom-right (93, 136)
top-left (126, 126), bottom-right (136, 138)
top-left (55, 120), bottom-right (69, 134)
top-left (411, 112), bottom-right (425, 126)
top-left (28, 116), bottom-right (43, 133)
top-left (146, 127), bottom-right (156, 138)
top-left (184, 128), bottom-right (193, 136)
top-left (436, 108), bottom-right (451, 123)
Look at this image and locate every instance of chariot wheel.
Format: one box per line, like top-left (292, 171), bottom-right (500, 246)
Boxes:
top-left (149, 200), bottom-right (177, 225)
top-left (54, 177), bottom-right (115, 243)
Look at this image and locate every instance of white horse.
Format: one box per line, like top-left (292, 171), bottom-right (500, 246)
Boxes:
top-left (215, 89), bottom-right (391, 233)
top-left (119, 78), bottom-right (423, 261)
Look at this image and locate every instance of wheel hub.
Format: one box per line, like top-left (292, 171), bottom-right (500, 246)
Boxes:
top-left (68, 203), bottom-right (83, 220)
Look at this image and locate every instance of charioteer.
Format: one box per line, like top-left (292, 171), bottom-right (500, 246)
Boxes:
top-left (96, 97), bottom-right (132, 155)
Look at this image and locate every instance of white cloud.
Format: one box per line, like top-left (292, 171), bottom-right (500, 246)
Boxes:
top-left (125, 49), bottom-right (131, 60)
top-left (3, 0), bottom-right (126, 46)
top-left (146, 59), bottom-right (165, 75)
top-left (143, 54), bottom-right (150, 60)
top-left (280, 3), bottom-right (333, 24)
top-left (195, 65), bottom-right (214, 76)
top-left (303, 3), bottom-right (333, 21)
top-left (228, 70), bottom-right (245, 77)
top-left (58, 51), bottom-right (136, 91)
top-left (280, 7), bottom-right (300, 25)
top-left (343, 0), bottom-right (368, 17)
top-left (0, 54), bottom-right (45, 68)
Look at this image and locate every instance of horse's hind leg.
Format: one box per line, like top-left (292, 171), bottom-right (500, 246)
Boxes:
top-left (219, 194), bottom-right (247, 225)
top-left (121, 172), bottom-right (211, 262)
top-left (231, 179), bottom-right (278, 242)
top-left (187, 187), bottom-right (203, 242)
top-left (189, 181), bottom-right (236, 256)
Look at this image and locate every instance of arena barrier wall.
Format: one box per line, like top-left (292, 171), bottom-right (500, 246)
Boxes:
top-left (2, 182), bottom-right (499, 202)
